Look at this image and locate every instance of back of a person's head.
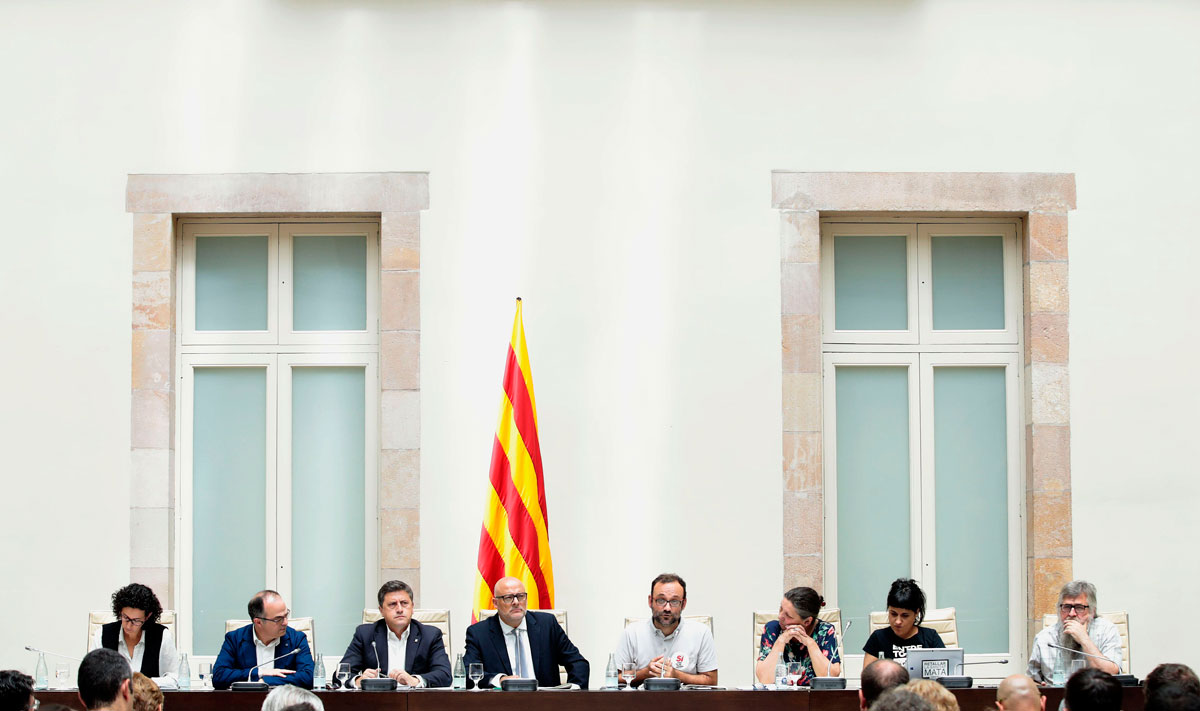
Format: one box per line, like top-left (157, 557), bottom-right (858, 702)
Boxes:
top-left (261, 686), bottom-right (323, 711)
top-left (907, 679), bottom-right (960, 711)
top-left (280, 704), bottom-right (316, 711)
top-left (863, 662), bottom-right (913, 708)
top-left (1064, 669), bottom-right (1122, 711)
top-left (1147, 663), bottom-right (1200, 710)
top-left (0, 671), bottom-right (35, 711)
top-left (129, 674), bottom-right (162, 711)
top-left (874, 688), bottom-right (934, 711)
top-left (78, 649), bottom-right (131, 710)
top-left (997, 674), bottom-right (1044, 711)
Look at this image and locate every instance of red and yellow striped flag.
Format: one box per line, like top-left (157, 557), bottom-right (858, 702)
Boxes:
top-left (473, 298), bottom-right (555, 619)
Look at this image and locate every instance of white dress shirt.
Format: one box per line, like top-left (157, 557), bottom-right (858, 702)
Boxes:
top-left (89, 626), bottom-right (180, 688)
top-left (386, 624), bottom-right (425, 687)
top-left (491, 617), bottom-right (535, 687)
top-left (254, 633), bottom-right (280, 672)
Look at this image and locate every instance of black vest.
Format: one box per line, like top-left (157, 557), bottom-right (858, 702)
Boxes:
top-left (101, 621), bottom-right (166, 677)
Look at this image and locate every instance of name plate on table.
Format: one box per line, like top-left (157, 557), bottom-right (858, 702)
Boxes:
top-left (811, 677), bottom-right (847, 690)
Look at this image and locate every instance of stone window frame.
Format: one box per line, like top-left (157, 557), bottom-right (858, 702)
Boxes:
top-left (773, 171), bottom-right (1074, 657)
top-left (127, 173), bottom-right (428, 625)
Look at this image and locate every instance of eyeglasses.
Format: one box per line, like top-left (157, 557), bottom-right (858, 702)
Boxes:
top-left (119, 614), bottom-right (147, 627)
top-left (495, 593), bottom-right (528, 604)
top-left (1059, 603), bottom-right (1090, 614)
top-left (256, 610), bottom-right (291, 625)
top-left (652, 598), bottom-right (684, 609)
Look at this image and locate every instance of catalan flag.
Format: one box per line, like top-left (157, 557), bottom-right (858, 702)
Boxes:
top-left (473, 298), bottom-right (555, 619)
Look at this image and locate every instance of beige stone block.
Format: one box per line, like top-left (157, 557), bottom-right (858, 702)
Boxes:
top-left (1031, 557), bottom-right (1073, 618)
top-left (782, 373), bottom-right (821, 432)
top-left (133, 214), bottom-right (174, 272)
top-left (1029, 262), bottom-right (1069, 313)
top-left (783, 554), bottom-right (823, 592)
top-left (131, 448), bottom-right (172, 508)
top-left (380, 449), bottom-right (420, 509)
top-left (771, 172), bottom-right (1076, 212)
top-left (781, 315), bottom-right (820, 374)
top-left (781, 211), bottom-right (820, 263)
top-left (132, 330), bottom-right (173, 390)
top-left (132, 389), bottom-right (172, 449)
top-left (382, 390), bottom-right (420, 450)
top-left (132, 271), bottom-right (172, 330)
top-left (1030, 425), bottom-right (1070, 492)
top-left (1031, 491), bottom-right (1072, 558)
top-left (1029, 312), bottom-right (1069, 363)
top-left (1031, 363), bottom-right (1069, 425)
top-left (783, 432), bottom-right (822, 492)
top-left (130, 507), bottom-right (171, 568)
top-left (781, 263), bottom-right (820, 316)
top-left (126, 173), bottom-right (430, 214)
top-left (382, 331), bottom-right (420, 390)
top-left (381, 569), bottom-right (421, 605)
top-left (381, 271), bottom-right (420, 331)
top-left (381, 509), bottom-right (420, 569)
top-left (382, 212), bottom-right (421, 271)
top-left (1028, 213), bottom-right (1068, 262)
top-left (130, 567), bottom-right (173, 607)
top-left (783, 491), bottom-right (823, 555)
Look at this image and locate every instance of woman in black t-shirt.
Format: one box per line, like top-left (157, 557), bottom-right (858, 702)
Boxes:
top-left (861, 578), bottom-right (945, 668)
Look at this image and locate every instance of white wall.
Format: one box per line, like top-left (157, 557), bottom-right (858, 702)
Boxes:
top-left (1, 0), bottom-right (1197, 685)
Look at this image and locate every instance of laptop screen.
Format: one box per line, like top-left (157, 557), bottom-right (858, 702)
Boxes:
top-left (903, 648), bottom-right (965, 679)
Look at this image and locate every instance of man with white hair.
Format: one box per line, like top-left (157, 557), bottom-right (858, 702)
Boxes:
top-left (1027, 580), bottom-right (1121, 683)
top-left (260, 685), bottom-right (324, 711)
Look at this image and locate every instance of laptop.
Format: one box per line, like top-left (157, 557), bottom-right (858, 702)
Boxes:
top-left (903, 648), bottom-right (965, 680)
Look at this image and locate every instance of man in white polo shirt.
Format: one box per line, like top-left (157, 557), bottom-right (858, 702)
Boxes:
top-left (615, 573), bottom-right (717, 687)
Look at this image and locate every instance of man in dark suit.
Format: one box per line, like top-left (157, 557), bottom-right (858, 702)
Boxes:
top-left (211, 590), bottom-right (314, 689)
top-left (464, 576), bottom-right (589, 688)
top-left (339, 580), bottom-right (451, 688)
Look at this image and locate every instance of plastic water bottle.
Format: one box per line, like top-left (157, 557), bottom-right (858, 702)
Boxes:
top-left (178, 653), bottom-right (191, 689)
top-left (34, 652), bottom-right (49, 690)
top-left (313, 653), bottom-right (326, 689)
top-left (452, 654), bottom-right (466, 689)
top-left (605, 653), bottom-right (618, 689)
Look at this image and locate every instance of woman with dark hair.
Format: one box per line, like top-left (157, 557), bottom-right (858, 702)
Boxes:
top-left (862, 578), bottom-right (945, 669)
top-left (754, 586), bottom-right (842, 685)
top-left (88, 584), bottom-right (180, 687)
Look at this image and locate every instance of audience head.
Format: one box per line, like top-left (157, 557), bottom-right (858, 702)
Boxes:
top-left (907, 679), bottom-right (958, 711)
top-left (0, 671), bottom-right (34, 711)
top-left (110, 585), bottom-right (163, 639)
top-left (376, 580), bottom-right (415, 634)
top-left (873, 688), bottom-right (933, 711)
top-left (1064, 669), bottom-right (1122, 711)
top-left (781, 586), bottom-right (824, 635)
top-left (861, 660), bottom-right (911, 709)
top-left (1145, 663), bottom-right (1200, 711)
top-left (248, 590), bottom-right (289, 643)
top-left (1057, 581), bottom-right (1098, 627)
top-left (996, 674), bottom-right (1046, 711)
top-left (491, 577), bottom-right (529, 627)
top-left (129, 674), bottom-right (161, 711)
top-left (261, 685), bottom-right (324, 711)
top-left (648, 573), bottom-right (687, 630)
top-left (887, 579), bottom-right (928, 635)
top-left (77, 649), bottom-right (132, 711)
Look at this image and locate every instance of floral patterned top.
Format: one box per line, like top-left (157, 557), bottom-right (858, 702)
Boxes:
top-left (757, 618), bottom-right (841, 685)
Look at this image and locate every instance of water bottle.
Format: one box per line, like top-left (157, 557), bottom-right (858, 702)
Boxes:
top-left (313, 653), bottom-right (326, 689)
top-left (178, 653), bottom-right (191, 689)
top-left (34, 652), bottom-right (49, 690)
top-left (1051, 651), bottom-right (1066, 685)
top-left (605, 653), bottom-right (618, 689)
top-left (452, 654), bottom-right (466, 689)
top-left (774, 662), bottom-right (787, 688)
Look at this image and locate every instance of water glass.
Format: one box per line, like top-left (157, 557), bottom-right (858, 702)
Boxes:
top-left (620, 662), bottom-right (636, 690)
top-left (468, 662), bottom-right (484, 690)
top-left (199, 663), bottom-right (212, 689)
top-left (1070, 659), bottom-right (1087, 676)
top-left (55, 663), bottom-right (69, 689)
top-left (787, 661), bottom-right (804, 688)
top-left (336, 663), bottom-right (351, 690)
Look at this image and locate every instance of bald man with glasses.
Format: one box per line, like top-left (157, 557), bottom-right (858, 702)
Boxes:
top-left (614, 573), bottom-right (717, 687)
top-left (211, 590), bottom-right (314, 689)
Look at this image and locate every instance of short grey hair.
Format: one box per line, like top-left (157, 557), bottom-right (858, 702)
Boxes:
top-left (261, 685), bottom-right (324, 711)
top-left (1058, 580), bottom-right (1098, 612)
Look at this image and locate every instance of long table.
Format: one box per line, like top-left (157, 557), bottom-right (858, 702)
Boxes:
top-left (36, 686), bottom-right (1145, 711)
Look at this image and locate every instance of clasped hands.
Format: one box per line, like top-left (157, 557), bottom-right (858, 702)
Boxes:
top-left (641, 655), bottom-right (678, 679)
top-left (773, 623), bottom-right (815, 651)
top-left (358, 667), bottom-right (421, 686)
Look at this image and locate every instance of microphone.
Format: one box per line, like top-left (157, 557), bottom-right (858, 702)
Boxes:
top-left (25, 646), bottom-right (82, 662)
top-left (955, 659), bottom-right (1008, 674)
top-left (243, 648), bottom-right (301, 682)
top-left (372, 640), bottom-right (382, 675)
top-left (1048, 643), bottom-right (1117, 665)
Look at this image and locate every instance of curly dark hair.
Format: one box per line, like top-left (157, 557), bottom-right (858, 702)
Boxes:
top-left (111, 584), bottom-right (163, 625)
top-left (0, 670), bottom-right (34, 711)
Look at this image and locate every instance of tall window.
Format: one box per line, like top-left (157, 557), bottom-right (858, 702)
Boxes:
top-left (821, 219), bottom-right (1022, 674)
top-left (176, 220), bottom-right (380, 656)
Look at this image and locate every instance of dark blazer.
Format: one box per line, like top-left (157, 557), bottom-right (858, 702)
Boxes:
top-left (463, 611), bottom-right (589, 688)
top-left (211, 625), bottom-right (314, 689)
top-left (338, 618), bottom-right (452, 688)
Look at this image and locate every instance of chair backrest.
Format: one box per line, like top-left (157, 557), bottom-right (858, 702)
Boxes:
top-left (88, 610), bottom-right (178, 653)
top-left (362, 608), bottom-right (451, 654)
top-left (1040, 611), bottom-right (1129, 673)
top-left (225, 617), bottom-right (316, 653)
top-left (478, 609), bottom-right (569, 683)
top-left (869, 607), bottom-right (957, 647)
top-left (752, 608), bottom-right (841, 676)
top-left (625, 614), bottom-right (714, 634)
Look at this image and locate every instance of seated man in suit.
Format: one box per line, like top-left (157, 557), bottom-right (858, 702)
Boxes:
top-left (211, 590), bottom-right (314, 689)
top-left (464, 576), bottom-right (589, 688)
top-left (339, 580), bottom-right (451, 688)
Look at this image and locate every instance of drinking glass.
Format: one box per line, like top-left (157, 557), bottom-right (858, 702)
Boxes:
top-left (787, 661), bottom-right (804, 688)
top-left (620, 662), bottom-right (636, 690)
top-left (468, 663), bottom-right (484, 690)
top-left (1070, 659), bottom-right (1087, 677)
top-left (774, 662), bottom-right (788, 688)
top-left (199, 663), bottom-right (212, 689)
top-left (337, 663), bottom-right (351, 690)
top-left (55, 663), bottom-right (69, 689)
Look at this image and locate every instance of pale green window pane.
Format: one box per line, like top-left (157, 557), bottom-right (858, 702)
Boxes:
top-left (292, 235), bottom-right (367, 331)
top-left (193, 368), bottom-right (267, 655)
top-left (834, 235), bottom-right (908, 331)
top-left (291, 367), bottom-right (366, 652)
top-left (195, 236), bottom-right (269, 331)
top-left (836, 366), bottom-right (911, 653)
top-left (934, 367), bottom-right (1009, 652)
top-left (931, 235), bottom-right (1005, 330)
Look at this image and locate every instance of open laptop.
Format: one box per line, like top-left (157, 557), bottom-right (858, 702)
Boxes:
top-left (903, 648), bottom-right (965, 680)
